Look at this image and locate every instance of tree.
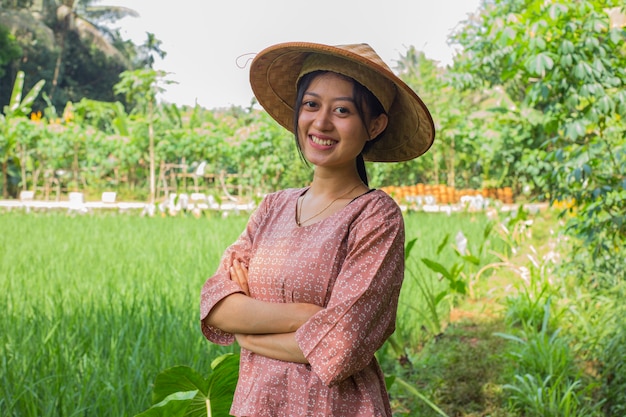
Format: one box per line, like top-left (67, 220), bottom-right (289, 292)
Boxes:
top-left (114, 69), bottom-right (173, 203)
top-left (46, 0), bottom-right (138, 100)
top-left (367, 47), bottom-right (442, 188)
top-left (451, 0), bottom-right (626, 261)
top-left (0, 1), bottom-right (139, 110)
top-left (137, 32), bottom-right (167, 69)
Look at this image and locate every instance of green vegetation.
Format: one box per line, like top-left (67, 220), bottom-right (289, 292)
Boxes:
top-left (0, 210), bottom-right (495, 416)
top-left (0, 212), bottom-right (246, 416)
top-left (1, 0), bottom-right (624, 415)
top-left (0, 0), bottom-right (149, 110)
top-left (1, 203), bottom-right (625, 416)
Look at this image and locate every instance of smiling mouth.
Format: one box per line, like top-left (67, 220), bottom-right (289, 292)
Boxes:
top-left (310, 135), bottom-right (335, 146)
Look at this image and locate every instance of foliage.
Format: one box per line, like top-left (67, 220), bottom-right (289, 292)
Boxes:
top-left (381, 320), bottom-right (512, 417)
top-left (114, 69), bottom-right (175, 202)
top-left (488, 206), bottom-right (622, 417)
top-left (135, 354), bottom-right (239, 417)
top-left (379, 226), bottom-right (493, 417)
top-left (0, 91), bottom-right (320, 201)
top-left (230, 110), bottom-right (311, 192)
top-left (0, 71), bottom-right (45, 197)
top-left (0, 1), bottom-right (142, 110)
top-left (395, 212), bottom-right (501, 346)
top-left (400, 212), bottom-right (498, 343)
top-left (599, 307), bottom-right (626, 415)
top-left (561, 280), bottom-right (626, 415)
top-left (496, 304), bottom-right (602, 417)
top-left (451, 0), bottom-right (626, 257)
top-left (0, 23), bottom-right (21, 78)
top-left (0, 212), bottom-right (247, 416)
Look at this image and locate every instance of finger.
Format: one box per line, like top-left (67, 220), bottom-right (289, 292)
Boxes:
top-left (229, 264), bottom-right (243, 288)
top-left (231, 260), bottom-right (250, 296)
top-left (235, 260), bottom-right (250, 296)
top-left (236, 260), bottom-right (249, 281)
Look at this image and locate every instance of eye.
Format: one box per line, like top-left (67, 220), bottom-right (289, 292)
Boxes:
top-left (334, 106), bottom-right (350, 115)
top-left (302, 100), bottom-right (318, 110)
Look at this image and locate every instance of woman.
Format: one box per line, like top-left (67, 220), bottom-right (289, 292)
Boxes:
top-left (200, 42), bottom-right (435, 416)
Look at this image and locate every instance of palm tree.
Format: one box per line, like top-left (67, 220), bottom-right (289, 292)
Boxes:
top-left (0, 1), bottom-right (139, 103)
top-left (47, 0), bottom-right (139, 100)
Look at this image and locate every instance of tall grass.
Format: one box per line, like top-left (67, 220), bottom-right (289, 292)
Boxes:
top-left (0, 211), bottom-right (246, 417)
top-left (0, 209), bottom-right (497, 416)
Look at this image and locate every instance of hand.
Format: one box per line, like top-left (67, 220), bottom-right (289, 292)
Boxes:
top-left (234, 332), bottom-right (308, 363)
top-left (229, 259), bottom-right (250, 296)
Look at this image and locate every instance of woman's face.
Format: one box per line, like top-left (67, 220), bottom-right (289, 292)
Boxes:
top-left (296, 72), bottom-right (387, 170)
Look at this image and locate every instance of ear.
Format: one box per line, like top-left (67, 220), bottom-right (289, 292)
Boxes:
top-left (367, 114), bottom-right (388, 140)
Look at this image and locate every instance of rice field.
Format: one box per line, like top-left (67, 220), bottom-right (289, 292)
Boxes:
top-left (0, 209), bottom-right (496, 416)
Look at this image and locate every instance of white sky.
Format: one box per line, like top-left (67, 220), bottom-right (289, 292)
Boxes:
top-left (105, 0), bottom-right (482, 109)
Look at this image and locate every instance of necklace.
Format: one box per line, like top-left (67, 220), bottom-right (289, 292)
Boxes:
top-left (296, 183), bottom-right (363, 227)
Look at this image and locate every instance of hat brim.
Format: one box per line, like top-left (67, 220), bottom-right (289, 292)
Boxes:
top-left (249, 42), bottom-right (435, 162)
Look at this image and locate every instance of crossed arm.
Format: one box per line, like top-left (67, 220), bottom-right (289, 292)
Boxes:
top-left (203, 260), bottom-right (323, 363)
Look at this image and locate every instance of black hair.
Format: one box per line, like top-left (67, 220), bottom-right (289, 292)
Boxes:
top-left (293, 70), bottom-right (386, 186)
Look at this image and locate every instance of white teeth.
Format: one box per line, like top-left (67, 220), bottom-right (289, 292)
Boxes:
top-left (311, 135), bottom-right (334, 146)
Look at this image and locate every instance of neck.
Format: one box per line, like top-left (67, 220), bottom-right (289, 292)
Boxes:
top-left (307, 167), bottom-right (365, 197)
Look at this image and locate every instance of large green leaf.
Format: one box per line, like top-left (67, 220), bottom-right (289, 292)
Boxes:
top-left (4, 71), bottom-right (45, 117)
top-left (135, 353), bottom-right (239, 417)
top-left (206, 353), bottom-right (241, 416)
top-left (151, 366), bottom-right (210, 404)
top-left (7, 71), bottom-right (24, 113)
top-left (135, 390), bottom-right (199, 417)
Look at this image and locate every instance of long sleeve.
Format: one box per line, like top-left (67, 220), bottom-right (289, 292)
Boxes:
top-left (294, 198), bottom-right (405, 386)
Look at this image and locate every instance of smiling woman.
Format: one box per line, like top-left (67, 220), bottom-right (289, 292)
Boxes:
top-left (199, 42), bottom-right (435, 416)
top-left (294, 72), bottom-right (388, 178)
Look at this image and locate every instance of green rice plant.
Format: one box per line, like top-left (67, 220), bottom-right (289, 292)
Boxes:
top-left (0, 211), bottom-right (247, 417)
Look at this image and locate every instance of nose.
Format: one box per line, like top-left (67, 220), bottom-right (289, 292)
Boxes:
top-left (312, 109), bottom-right (333, 131)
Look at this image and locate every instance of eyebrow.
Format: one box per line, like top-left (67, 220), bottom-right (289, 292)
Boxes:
top-left (303, 91), bottom-right (355, 103)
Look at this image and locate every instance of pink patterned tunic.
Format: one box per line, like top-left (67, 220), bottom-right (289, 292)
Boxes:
top-left (200, 187), bottom-right (405, 416)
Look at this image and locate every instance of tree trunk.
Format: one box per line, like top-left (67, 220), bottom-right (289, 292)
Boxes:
top-left (20, 145), bottom-right (27, 190)
top-left (73, 141), bottom-right (79, 191)
top-left (432, 147), bottom-right (440, 184)
top-left (50, 2), bottom-right (75, 100)
top-left (148, 99), bottom-right (155, 204)
top-left (2, 161), bottom-right (7, 198)
top-left (447, 139), bottom-right (455, 187)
